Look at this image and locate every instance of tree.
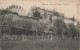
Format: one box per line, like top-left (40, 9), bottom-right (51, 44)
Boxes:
top-left (66, 24), bottom-right (79, 39)
top-left (54, 19), bottom-right (66, 38)
top-left (33, 11), bottom-right (42, 19)
top-left (32, 22), bottom-right (47, 39)
top-left (23, 21), bottom-right (32, 30)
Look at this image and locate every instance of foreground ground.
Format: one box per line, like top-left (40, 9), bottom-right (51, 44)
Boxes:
top-left (0, 39), bottom-right (79, 50)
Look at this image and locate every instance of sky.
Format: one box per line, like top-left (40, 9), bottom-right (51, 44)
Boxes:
top-left (0, 0), bottom-right (78, 20)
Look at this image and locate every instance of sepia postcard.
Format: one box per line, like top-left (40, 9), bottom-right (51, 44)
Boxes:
top-left (0, 0), bottom-right (80, 50)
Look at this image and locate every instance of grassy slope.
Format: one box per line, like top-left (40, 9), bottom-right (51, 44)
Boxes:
top-left (0, 39), bottom-right (79, 50)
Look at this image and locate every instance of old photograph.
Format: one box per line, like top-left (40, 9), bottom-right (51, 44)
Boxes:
top-left (0, 0), bottom-right (79, 50)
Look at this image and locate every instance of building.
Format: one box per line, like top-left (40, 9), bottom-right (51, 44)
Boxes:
top-left (0, 6), bottom-right (80, 40)
top-left (28, 6), bottom-right (79, 26)
top-left (28, 6), bottom-right (64, 23)
top-left (7, 5), bottom-right (25, 16)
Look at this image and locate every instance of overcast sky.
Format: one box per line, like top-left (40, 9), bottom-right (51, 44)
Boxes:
top-left (0, 0), bottom-right (78, 20)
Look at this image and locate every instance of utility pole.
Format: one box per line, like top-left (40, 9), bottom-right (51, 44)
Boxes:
top-left (36, 29), bottom-right (38, 40)
top-left (22, 34), bottom-right (24, 41)
top-left (50, 31), bottom-right (53, 40)
top-left (62, 29), bottom-right (65, 39)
